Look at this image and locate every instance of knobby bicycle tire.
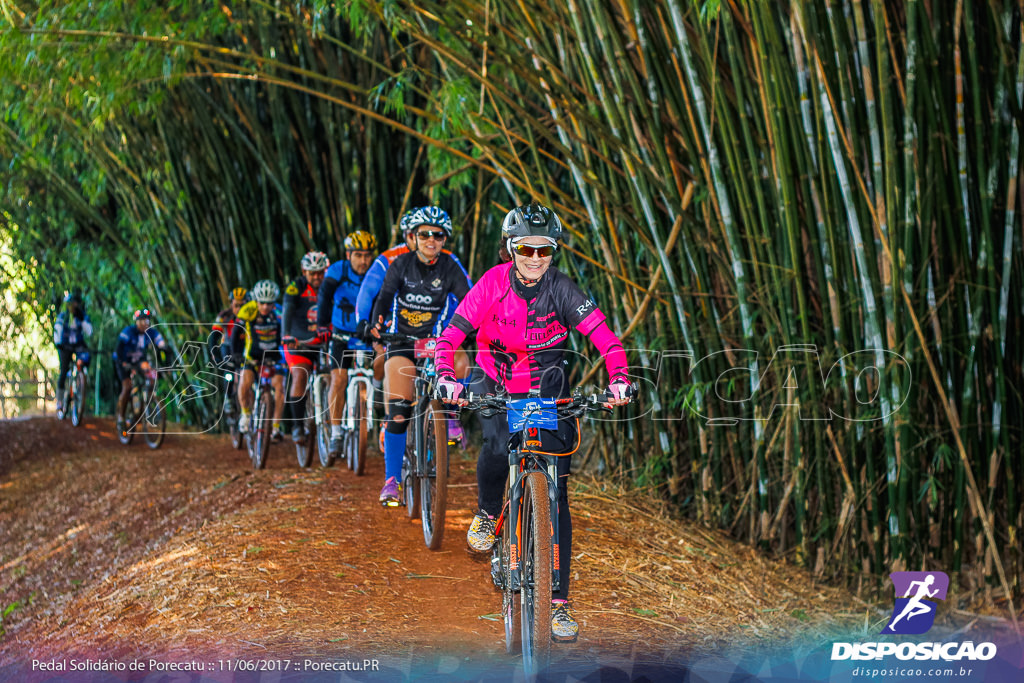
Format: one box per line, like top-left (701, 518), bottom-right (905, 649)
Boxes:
top-left (354, 382), bottom-right (368, 476)
top-left (421, 400), bottom-right (449, 550)
top-left (57, 380), bottom-right (69, 421)
top-left (119, 384), bottom-right (144, 445)
top-left (501, 513), bottom-right (522, 655)
top-left (251, 390), bottom-right (271, 470)
top-left (70, 370), bottom-right (87, 427)
top-left (295, 391), bottom-right (314, 468)
top-left (403, 426), bottom-right (421, 519)
top-left (521, 472), bottom-right (552, 675)
top-left (230, 408), bottom-right (244, 450)
top-left (315, 374), bottom-right (333, 467)
top-left (228, 390), bottom-right (244, 450)
top-left (144, 389), bottom-right (166, 449)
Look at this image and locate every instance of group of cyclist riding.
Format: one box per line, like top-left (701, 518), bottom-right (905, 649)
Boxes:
top-left (54, 201), bottom-right (634, 647)
top-left (55, 290), bottom-right (168, 439)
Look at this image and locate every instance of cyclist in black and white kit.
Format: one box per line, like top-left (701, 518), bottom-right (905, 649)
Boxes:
top-left (360, 206), bottom-right (471, 506)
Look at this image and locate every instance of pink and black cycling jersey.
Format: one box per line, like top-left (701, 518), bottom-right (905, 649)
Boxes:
top-left (435, 263), bottom-right (629, 397)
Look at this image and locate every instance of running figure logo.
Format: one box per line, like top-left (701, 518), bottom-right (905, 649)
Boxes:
top-left (881, 571), bottom-right (949, 635)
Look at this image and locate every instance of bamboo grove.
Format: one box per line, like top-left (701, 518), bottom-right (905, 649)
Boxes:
top-left (1, 0), bottom-right (1022, 606)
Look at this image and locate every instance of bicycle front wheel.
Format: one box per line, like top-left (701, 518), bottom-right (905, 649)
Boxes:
top-left (403, 437), bottom-right (420, 519)
top-left (143, 391), bottom-right (166, 449)
top-left (315, 374), bottom-right (333, 467)
top-left (57, 380), bottom-right (69, 421)
top-left (420, 401), bottom-right (449, 550)
top-left (295, 393), bottom-right (314, 468)
top-left (118, 385), bottom-right (143, 445)
top-left (71, 370), bottom-right (87, 426)
top-left (353, 382), bottom-right (368, 475)
top-left (251, 392), bottom-right (271, 470)
top-left (520, 471), bottom-right (552, 675)
top-left (502, 508), bottom-right (522, 655)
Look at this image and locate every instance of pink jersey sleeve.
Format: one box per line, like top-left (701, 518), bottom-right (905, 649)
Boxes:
top-left (434, 325), bottom-right (467, 378)
top-left (584, 319), bottom-right (629, 384)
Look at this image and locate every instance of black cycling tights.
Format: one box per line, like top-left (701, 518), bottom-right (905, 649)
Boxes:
top-left (477, 409), bottom-right (573, 601)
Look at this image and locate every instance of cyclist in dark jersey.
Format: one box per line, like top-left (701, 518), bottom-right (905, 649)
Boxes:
top-left (316, 230), bottom-right (377, 456)
top-left (233, 280), bottom-right (286, 441)
top-left (212, 286), bottom-right (248, 412)
top-left (213, 287), bottom-right (248, 341)
top-left (434, 203), bottom-right (633, 643)
top-left (53, 289), bottom-right (93, 415)
top-left (282, 251), bottom-right (329, 446)
top-left (362, 206), bottom-right (472, 506)
top-left (114, 308), bottom-right (169, 435)
top-left (356, 209), bottom-right (472, 448)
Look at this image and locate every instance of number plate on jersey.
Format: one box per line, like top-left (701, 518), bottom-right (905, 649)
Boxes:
top-left (414, 337), bottom-right (438, 358)
top-left (507, 398), bottom-right (559, 432)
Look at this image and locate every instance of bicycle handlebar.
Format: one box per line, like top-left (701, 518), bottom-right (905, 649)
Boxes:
top-left (372, 331), bottom-right (421, 345)
top-left (459, 391), bottom-right (615, 417)
top-left (286, 335), bottom-right (328, 349)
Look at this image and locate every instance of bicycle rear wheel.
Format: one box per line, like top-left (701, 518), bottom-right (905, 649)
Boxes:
top-left (70, 370), bottom-right (87, 426)
top-left (521, 472), bottom-right (552, 675)
top-left (251, 392), bottom-right (271, 470)
top-left (143, 386), bottom-right (166, 449)
top-left (421, 401), bottom-right (449, 550)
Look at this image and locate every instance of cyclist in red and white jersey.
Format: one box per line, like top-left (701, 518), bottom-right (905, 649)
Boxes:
top-left (434, 202), bottom-right (632, 642)
top-left (282, 251), bottom-right (329, 446)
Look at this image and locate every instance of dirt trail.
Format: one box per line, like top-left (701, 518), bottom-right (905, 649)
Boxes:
top-left (0, 416), bottom-right (868, 681)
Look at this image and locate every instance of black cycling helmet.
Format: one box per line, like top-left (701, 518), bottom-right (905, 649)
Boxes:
top-left (64, 289), bottom-right (84, 305)
top-left (133, 308), bottom-right (154, 321)
top-left (501, 203), bottom-right (563, 244)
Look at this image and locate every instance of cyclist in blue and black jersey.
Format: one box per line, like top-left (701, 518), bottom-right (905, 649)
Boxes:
top-left (316, 230), bottom-right (377, 457)
top-left (114, 308), bottom-right (168, 434)
top-left (53, 289), bottom-right (93, 415)
top-left (355, 208), bottom-right (472, 448)
top-left (359, 206), bottom-right (472, 506)
top-left (354, 209), bottom-right (470, 344)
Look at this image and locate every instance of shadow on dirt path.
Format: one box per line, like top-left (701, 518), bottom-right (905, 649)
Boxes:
top-left (0, 416), bottom-right (874, 681)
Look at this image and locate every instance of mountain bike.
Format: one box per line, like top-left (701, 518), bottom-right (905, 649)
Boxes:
top-left (223, 370), bottom-right (244, 450)
top-left (57, 351), bottom-right (89, 427)
top-left (206, 330), bottom-right (244, 450)
top-left (287, 336), bottom-right (329, 469)
top-left (377, 332), bottom-right (450, 550)
top-left (117, 361), bottom-right (166, 449)
top-left (461, 391), bottom-right (611, 675)
top-left (329, 333), bottom-right (375, 474)
top-left (245, 364), bottom-right (278, 470)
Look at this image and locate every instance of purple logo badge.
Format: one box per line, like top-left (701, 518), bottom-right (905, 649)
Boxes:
top-left (881, 571), bottom-right (949, 634)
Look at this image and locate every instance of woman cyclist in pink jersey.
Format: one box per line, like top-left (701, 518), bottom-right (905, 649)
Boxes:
top-left (434, 202), bottom-right (632, 642)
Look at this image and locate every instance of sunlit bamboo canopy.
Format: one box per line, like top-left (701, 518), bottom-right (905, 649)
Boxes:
top-left (2, 0), bottom-right (1021, 608)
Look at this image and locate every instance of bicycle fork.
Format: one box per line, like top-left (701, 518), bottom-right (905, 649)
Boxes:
top-left (345, 374), bottom-right (371, 432)
top-left (502, 462), bottom-right (562, 596)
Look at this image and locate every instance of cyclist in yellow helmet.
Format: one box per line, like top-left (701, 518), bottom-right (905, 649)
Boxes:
top-left (316, 230), bottom-right (378, 456)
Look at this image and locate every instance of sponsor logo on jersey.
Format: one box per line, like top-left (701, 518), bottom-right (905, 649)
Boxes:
top-left (400, 310), bottom-right (432, 327)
